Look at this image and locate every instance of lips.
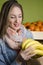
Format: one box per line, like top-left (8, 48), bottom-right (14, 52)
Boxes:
top-left (14, 23), bottom-right (19, 27)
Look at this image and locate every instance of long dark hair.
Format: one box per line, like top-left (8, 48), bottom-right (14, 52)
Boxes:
top-left (0, 0), bottom-right (23, 39)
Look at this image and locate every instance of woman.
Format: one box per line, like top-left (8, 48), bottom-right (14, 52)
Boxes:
top-left (0, 0), bottom-right (41, 65)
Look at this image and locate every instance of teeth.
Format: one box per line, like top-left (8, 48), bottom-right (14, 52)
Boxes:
top-left (14, 24), bottom-right (19, 27)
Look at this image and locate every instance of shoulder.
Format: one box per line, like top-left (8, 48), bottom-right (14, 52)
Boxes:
top-left (0, 38), bottom-right (6, 53)
top-left (0, 39), bottom-right (7, 64)
top-left (0, 39), bottom-right (4, 47)
top-left (0, 39), bottom-right (5, 47)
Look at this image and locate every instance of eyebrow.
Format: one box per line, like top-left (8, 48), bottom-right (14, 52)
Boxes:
top-left (10, 14), bottom-right (22, 16)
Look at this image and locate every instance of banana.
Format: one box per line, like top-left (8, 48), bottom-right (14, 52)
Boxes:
top-left (34, 49), bottom-right (43, 56)
top-left (32, 43), bottom-right (43, 50)
top-left (22, 38), bottom-right (33, 50)
top-left (25, 40), bottom-right (42, 49)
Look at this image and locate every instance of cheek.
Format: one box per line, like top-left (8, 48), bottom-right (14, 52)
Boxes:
top-left (19, 18), bottom-right (22, 24)
top-left (18, 21), bottom-right (22, 25)
top-left (8, 19), bottom-right (14, 25)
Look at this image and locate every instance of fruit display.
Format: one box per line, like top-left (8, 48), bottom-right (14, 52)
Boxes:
top-left (23, 22), bottom-right (30, 29)
top-left (22, 39), bottom-right (43, 56)
top-left (23, 20), bottom-right (43, 31)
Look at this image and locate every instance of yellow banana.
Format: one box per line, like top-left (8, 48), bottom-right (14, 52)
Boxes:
top-left (25, 40), bottom-right (42, 49)
top-left (34, 49), bottom-right (43, 56)
top-left (22, 38), bottom-right (33, 50)
top-left (32, 43), bottom-right (43, 50)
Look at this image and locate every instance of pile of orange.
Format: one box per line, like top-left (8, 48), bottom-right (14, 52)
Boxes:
top-left (23, 20), bottom-right (43, 31)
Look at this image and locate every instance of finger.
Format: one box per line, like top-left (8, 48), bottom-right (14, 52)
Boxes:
top-left (19, 50), bottom-right (36, 61)
top-left (6, 30), bottom-right (13, 40)
top-left (9, 27), bottom-right (16, 34)
top-left (24, 50), bottom-right (34, 56)
top-left (7, 27), bottom-right (18, 42)
top-left (27, 53), bottom-right (36, 60)
top-left (7, 27), bottom-right (13, 36)
top-left (7, 29), bottom-right (16, 42)
top-left (5, 35), bottom-right (12, 44)
top-left (24, 53), bottom-right (36, 60)
top-left (9, 23), bottom-right (15, 30)
top-left (7, 27), bottom-right (16, 35)
top-left (23, 46), bottom-right (34, 53)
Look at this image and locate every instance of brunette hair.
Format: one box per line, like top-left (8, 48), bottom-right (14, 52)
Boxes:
top-left (0, 0), bottom-right (23, 38)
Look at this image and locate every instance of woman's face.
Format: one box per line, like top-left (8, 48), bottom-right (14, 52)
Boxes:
top-left (7, 6), bottom-right (22, 31)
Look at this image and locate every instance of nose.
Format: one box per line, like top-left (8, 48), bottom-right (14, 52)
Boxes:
top-left (15, 17), bottom-right (19, 23)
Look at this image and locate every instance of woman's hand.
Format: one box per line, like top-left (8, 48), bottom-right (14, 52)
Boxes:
top-left (20, 46), bottom-right (36, 61)
top-left (4, 27), bottom-right (21, 50)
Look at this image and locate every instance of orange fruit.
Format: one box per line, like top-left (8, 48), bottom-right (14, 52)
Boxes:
top-left (29, 23), bottom-right (35, 31)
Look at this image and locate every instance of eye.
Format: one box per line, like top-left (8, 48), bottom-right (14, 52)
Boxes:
top-left (11, 16), bottom-right (15, 18)
top-left (19, 15), bottom-right (22, 18)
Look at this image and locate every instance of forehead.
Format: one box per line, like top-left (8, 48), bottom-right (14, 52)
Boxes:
top-left (9, 6), bottom-right (22, 15)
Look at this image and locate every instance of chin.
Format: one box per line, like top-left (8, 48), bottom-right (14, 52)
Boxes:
top-left (14, 27), bottom-right (20, 30)
top-left (14, 28), bottom-right (20, 31)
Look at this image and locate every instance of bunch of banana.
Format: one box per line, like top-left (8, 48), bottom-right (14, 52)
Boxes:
top-left (22, 38), bottom-right (43, 56)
